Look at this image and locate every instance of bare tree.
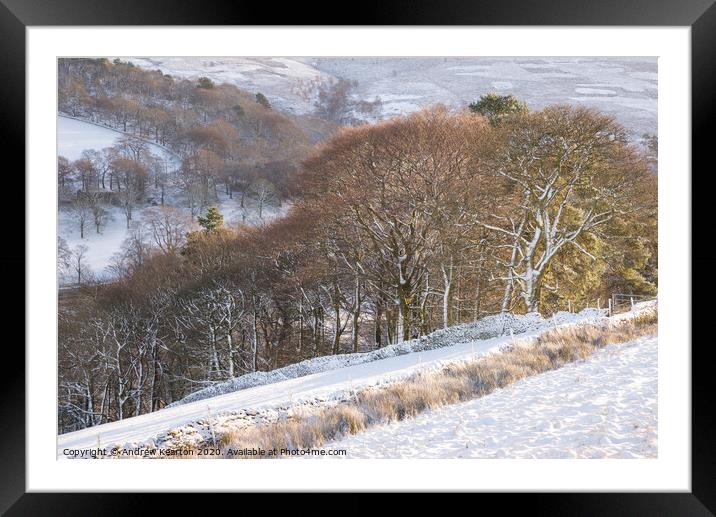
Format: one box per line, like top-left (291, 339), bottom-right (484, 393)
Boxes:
top-left (112, 157), bottom-right (148, 228)
top-left (58, 156), bottom-right (74, 201)
top-left (251, 178), bottom-right (277, 220)
top-left (72, 244), bottom-right (90, 284)
top-left (70, 196), bottom-right (93, 239)
top-left (483, 106), bottom-right (652, 312)
top-left (58, 236), bottom-right (72, 279)
top-left (83, 191), bottom-right (109, 234)
top-left (143, 206), bottom-right (193, 254)
top-left (109, 225), bottom-right (152, 278)
top-left (177, 281), bottom-right (246, 379)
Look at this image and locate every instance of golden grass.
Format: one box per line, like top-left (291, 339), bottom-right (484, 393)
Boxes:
top-left (207, 309), bottom-right (657, 458)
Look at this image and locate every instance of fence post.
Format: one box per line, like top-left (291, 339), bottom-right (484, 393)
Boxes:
top-left (630, 297), bottom-right (634, 310)
top-left (608, 298), bottom-right (612, 317)
top-left (568, 300), bottom-right (572, 313)
top-left (597, 297), bottom-right (601, 310)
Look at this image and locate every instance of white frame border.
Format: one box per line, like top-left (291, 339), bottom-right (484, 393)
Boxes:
top-left (27, 26), bottom-right (690, 492)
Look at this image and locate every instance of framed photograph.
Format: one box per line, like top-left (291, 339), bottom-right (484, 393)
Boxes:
top-left (5, 0), bottom-right (712, 512)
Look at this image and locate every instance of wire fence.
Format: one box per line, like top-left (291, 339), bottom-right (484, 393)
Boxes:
top-left (609, 293), bottom-right (653, 315)
top-left (547, 293), bottom-right (654, 317)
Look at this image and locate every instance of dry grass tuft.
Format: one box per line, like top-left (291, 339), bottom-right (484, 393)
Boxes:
top-left (207, 309), bottom-right (657, 458)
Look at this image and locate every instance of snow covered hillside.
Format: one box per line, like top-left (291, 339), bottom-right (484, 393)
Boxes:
top-left (319, 335), bottom-right (657, 459)
top-left (58, 117), bottom-right (154, 161)
top-left (58, 305), bottom-right (634, 457)
top-left (127, 57), bottom-right (657, 138)
top-left (57, 116), bottom-right (286, 281)
top-left (310, 57), bottom-right (657, 138)
top-left (124, 57), bottom-right (332, 116)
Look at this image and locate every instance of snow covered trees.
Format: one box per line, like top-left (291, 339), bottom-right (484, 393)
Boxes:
top-left (178, 281), bottom-right (246, 379)
top-left (302, 107), bottom-right (492, 342)
top-left (482, 106), bottom-right (654, 312)
top-left (58, 102), bottom-right (658, 433)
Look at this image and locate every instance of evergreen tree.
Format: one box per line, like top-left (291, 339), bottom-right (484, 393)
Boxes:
top-left (255, 92), bottom-right (271, 109)
top-left (197, 76), bottom-right (215, 89)
top-left (469, 93), bottom-right (527, 126)
top-left (197, 206), bottom-right (224, 233)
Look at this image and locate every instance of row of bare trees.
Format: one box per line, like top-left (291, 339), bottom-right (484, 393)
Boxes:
top-left (58, 105), bottom-right (657, 433)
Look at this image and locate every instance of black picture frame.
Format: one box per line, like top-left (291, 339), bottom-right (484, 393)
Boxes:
top-left (3, 0), bottom-right (712, 513)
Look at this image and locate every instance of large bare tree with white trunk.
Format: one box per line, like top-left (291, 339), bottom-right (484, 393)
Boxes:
top-left (484, 106), bottom-right (653, 313)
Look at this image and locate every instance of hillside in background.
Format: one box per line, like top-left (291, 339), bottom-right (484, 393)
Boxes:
top-left (57, 58), bottom-right (314, 281)
top-left (126, 56), bottom-right (657, 139)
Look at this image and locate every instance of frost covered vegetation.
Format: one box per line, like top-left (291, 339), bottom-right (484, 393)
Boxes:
top-left (58, 58), bottom-right (657, 434)
top-left (169, 308), bottom-right (604, 407)
top-left (213, 307), bottom-right (657, 458)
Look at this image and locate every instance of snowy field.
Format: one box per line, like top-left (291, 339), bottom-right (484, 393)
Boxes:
top-left (320, 335), bottom-right (657, 459)
top-left (58, 117), bottom-right (126, 161)
top-left (54, 304), bottom-right (658, 457)
top-left (58, 116), bottom-right (179, 163)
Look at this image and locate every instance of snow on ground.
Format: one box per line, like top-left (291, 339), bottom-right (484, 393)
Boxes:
top-left (168, 308), bottom-right (605, 407)
top-left (319, 335), bottom-right (657, 459)
top-left (125, 57), bottom-right (657, 138)
top-left (574, 87), bottom-right (617, 96)
top-left (58, 117), bottom-right (125, 161)
top-left (58, 306), bottom-right (613, 456)
top-left (58, 115), bottom-right (182, 278)
top-left (59, 205), bottom-right (132, 280)
top-left (58, 115), bottom-right (286, 280)
top-left (122, 57), bottom-right (332, 116)
top-left (307, 57), bottom-right (658, 138)
top-left (58, 116), bottom-right (179, 163)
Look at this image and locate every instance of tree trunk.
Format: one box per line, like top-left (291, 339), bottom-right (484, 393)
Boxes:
top-left (374, 298), bottom-right (383, 348)
top-left (522, 265), bottom-right (543, 313)
top-left (441, 261), bottom-right (453, 329)
top-left (396, 298), bottom-right (404, 343)
top-left (251, 297), bottom-right (259, 372)
top-left (351, 276), bottom-right (361, 353)
top-left (151, 341), bottom-right (161, 411)
top-left (396, 293), bottom-right (410, 342)
top-left (419, 272), bottom-right (430, 336)
top-left (386, 306), bottom-right (394, 345)
top-left (209, 328), bottom-right (219, 379)
top-left (332, 301), bottom-right (342, 355)
top-left (298, 299), bottom-right (303, 355)
top-left (226, 332), bottom-right (235, 378)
